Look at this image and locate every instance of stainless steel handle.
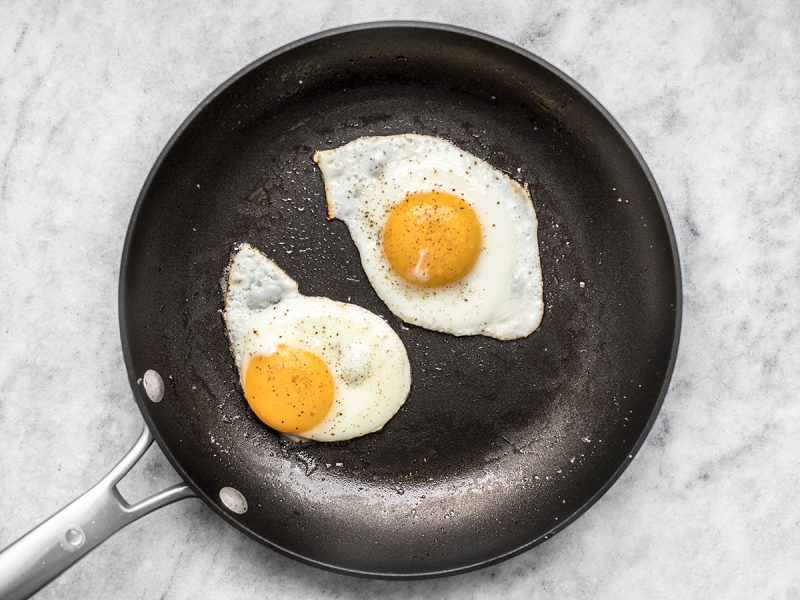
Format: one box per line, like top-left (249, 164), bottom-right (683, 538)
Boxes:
top-left (0, 426), bottom-right (194, 600)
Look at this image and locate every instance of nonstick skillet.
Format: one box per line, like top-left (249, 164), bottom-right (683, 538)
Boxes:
top-left (0, 22), bottom-right (681, 598)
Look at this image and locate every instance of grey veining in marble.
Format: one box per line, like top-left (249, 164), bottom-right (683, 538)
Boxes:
top-left (1, 1), bottom-right (799, 598)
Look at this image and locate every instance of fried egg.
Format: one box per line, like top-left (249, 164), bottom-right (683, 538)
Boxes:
top-left (313, 134), bottom-right (543, 340)
top-left (223, 243), bottom-right (411, 442)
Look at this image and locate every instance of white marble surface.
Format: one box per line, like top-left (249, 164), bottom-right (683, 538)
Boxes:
top-left (1, 1), bottom-right (799, 598)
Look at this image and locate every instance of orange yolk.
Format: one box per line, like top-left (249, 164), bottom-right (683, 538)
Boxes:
top-left (243, 345), bottom-right (334, 434)
top-left (382, 191), bottom-right (482, 287)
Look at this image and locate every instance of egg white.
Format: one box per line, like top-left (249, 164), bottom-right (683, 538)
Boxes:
top-left (313, 134), bottom-right (544, 340)
top-left (223, 243), bottom-right (411, 442)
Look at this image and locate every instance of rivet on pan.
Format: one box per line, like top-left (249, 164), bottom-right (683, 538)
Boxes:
top-left (219, 487), bottom-right (248, 514)
top-left (62, 526), bottom-right (85, 551)
top-left (142, 369), bottom-right (165, 403)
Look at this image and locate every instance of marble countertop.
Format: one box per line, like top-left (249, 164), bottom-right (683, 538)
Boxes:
top-left (1, 1), bottom-right (798, 598)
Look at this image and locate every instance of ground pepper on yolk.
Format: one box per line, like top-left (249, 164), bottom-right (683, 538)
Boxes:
top-left (382, 191), bottom-right (482, 287)
top-left (243, 345), bottom-right (334, 433)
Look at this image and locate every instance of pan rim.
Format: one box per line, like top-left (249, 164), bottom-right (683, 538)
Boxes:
top-left (119, 20), bottom-right (682, 580)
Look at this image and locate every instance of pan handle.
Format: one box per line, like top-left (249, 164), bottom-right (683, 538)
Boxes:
top-left (0, 425), bottom-right (194, 600)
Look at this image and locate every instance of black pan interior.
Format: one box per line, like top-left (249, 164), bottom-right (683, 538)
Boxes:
top-left (120, 24), bottom-right (680, 577)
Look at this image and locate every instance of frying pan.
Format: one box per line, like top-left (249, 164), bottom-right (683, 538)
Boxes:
top-left (0, 22), bottom-right (681, 598)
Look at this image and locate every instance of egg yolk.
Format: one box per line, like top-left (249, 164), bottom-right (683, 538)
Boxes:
top-left (382, 191), bottom-right (482, 287)
top-left (243, 345), bottom-right (334, 434)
